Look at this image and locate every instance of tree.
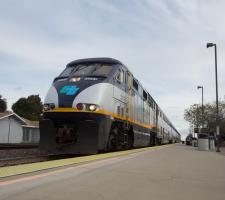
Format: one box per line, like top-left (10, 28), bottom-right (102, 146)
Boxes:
top-left (12, 95), bottom-right (43, 121)
top-left (184, 101), bottom-right (225, 136)
top-left (0, 95), bottom-right (7, 112)
top-left (184, 104), bottom-right (202, 128)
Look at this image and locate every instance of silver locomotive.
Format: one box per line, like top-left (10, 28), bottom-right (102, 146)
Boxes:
top-left (40, 58), bottom-right (180, 154)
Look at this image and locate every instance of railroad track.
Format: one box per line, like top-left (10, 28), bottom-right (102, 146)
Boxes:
top-left (0, 154), bottom-right (76, 167)
top-left (0, 144), bottom-right (38, 150)
top-left (0, 145), bottom-right (164, 168)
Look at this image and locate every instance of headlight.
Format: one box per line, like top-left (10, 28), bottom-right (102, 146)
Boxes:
top-left (76, 103), bottom-right (99, 112)
top-left (76, 103), bottom-right (84, 110)
top-left (43, 104), bottom-right (49, 111)
top-left (70, 77), bottom-right (81, 82)
top-left (43, 103), bottom-right (55, 111)
top-left (86, 104), bottom-right (99, 111)
top-left (88, 104), bottom-right (97, 111)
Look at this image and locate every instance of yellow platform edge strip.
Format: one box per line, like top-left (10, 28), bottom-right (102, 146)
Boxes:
top-left (0, 145), bottom-right (169, 178)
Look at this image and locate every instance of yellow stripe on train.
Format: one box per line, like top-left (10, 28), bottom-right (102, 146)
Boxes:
top-left (46, 107), bottom-right (156, 129)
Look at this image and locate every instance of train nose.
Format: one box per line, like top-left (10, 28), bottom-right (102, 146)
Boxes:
top-left (55, 78), bottom-right (103, 108)
top-left (55, 82), bottom-right (82, 108)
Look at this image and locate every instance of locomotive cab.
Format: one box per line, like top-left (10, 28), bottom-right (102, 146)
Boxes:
top-left (40, 58), bottom-right (125, 154)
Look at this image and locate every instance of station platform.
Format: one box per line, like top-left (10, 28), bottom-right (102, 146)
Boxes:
top-left (0, 144), bottom-right (225, 200)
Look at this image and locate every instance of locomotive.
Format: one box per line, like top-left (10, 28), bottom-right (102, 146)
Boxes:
top-left (39, 58), bottom-right (180, 154)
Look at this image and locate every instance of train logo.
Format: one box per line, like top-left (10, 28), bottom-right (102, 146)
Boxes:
top-left (60, 85), bottom-right (79, 96)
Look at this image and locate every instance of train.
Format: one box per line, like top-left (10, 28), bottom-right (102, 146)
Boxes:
top-left (39, 58), bottom-right (180, 154)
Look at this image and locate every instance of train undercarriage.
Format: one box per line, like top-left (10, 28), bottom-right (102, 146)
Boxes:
top-left (39, 112), bottom-right (160, 155)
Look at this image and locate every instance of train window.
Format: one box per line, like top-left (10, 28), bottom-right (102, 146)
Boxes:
top-left (73, 65), bottom-right (94, 76)
top-left (59, 67), bottom-right (76, 77)
top-left (143, 90), bottom-right (147, 101)
top-left (125, 71), bottom-right (129, 85)
top-left (116, 69), bottom-right (124, 83)
top-left (92, 65), bottom-right (114, 76)
top-left (121, 107), bottom-right (124, 116)
top-left (147, 94), bottom-right (154, 108)
top-left (121, 69), bottom-right (125, 83)
top-left (150, 99), bottom-right (153, 108)
top-left (117, 106), bottom-right (120, 115)
top-left (147, 93), bottom-right (150, 104)
top-left (65, 64), bottom-right (114, 77)
top-left (116, 72), bottom-right (121, 82)
top-left (133, 79), bottom-right (138, 91)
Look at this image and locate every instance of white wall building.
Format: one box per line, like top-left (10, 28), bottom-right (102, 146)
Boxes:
top-left (0, 112), bottom-right (39, 144)
top-left (22, 120), bottom-right (40, 143)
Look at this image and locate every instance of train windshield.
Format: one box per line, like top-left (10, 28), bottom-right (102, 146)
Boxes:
top-left (59, 64), bottom-right (114, 77)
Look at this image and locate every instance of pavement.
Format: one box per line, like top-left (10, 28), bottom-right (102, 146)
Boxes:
top-left (0, 144), bottom-right (225, 200)
top-left (220, 147), bottom-right (225, 154)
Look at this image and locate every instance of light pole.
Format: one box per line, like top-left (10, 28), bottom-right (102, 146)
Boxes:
top-left (206, 42), bottom-right (220, 152)
top-left (197, 86), bottom-right (204, 128)
top-left (194, 104), bottom-right (199, 139)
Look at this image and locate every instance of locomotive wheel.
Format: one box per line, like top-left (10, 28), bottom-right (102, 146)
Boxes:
top-left (107, 126), bottom-right (118, 151)
top-left (128, 129), bottom-right (134, 149)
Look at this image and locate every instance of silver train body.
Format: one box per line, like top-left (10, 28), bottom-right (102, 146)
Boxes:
top-left (40, 58), bottom-right (180, 154)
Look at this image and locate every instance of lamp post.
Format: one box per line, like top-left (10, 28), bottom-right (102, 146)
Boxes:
top-left (206, 42), bottom-right (220, 152)
top-left (197, 86), bottom-right (204, 128)
top-left (194, 104), bottom-right (199, 139)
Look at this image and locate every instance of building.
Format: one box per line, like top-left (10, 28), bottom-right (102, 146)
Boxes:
top-left (0, 112), bottom-right (39, 144)
top-left (22, 119), bottom-right (40, 143)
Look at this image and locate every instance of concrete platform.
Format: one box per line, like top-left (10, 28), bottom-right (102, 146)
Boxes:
top-left (0, 145), bottom-right (163, 178)
top-left (0, 144), bottom-right (225, 200)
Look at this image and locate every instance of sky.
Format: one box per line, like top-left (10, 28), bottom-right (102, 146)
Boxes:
top-left (1, 0), bottom-right (225, 139)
